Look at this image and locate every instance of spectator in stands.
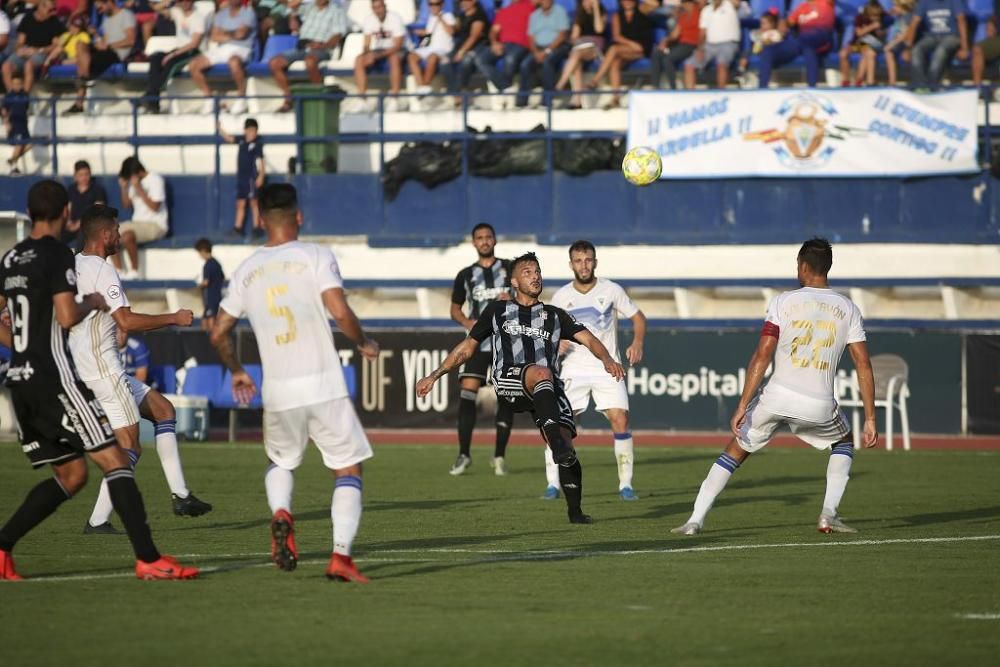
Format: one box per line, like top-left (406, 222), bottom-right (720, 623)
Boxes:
top-left (194, 238), bottom-right (225, 332)
top-left (406, 0), bottom-right (455, 96)
top-left (256, 0), bottom-right (294, 52)
top-left (66, 159), bottom-right (107, 244)
top-left (270, 0), bottom-right (348, 113)
top-left (738, 9), bottom-right (781, 83)
top-left (188, 0), bottom-right (257, 115)
top-left (906, 0), bottom-right (968, 91)
top-left (477, 0), bottom-right (531, 108)
top-left (973, 3), bottom-right (1000, 87)
top-left (839, 0), bottom-right (887, 87)
top-left (2, 73), bottom-right (30, 175)
top-left (883, 0), bottom-right (915, 86)
top-left (517, 0), bottom-right (571, 108)
top-left (353, 0), bottom-right (407, 110)
top-left (553, 0), bottom-right (606, 109)
top-left (115, 156), bottom-right (168, 279)
top-left (683, 0), bottom-right (739, 89)
top-left (443, 0), bottom-right (489, 107)
top-left (54, 0), bottom-right (87, 22)
top-left (117, 328), bottom-right (151, 383)
top-left (757, 0), bottom-right (835, 89)
top-left (587, 0), bottom-right (653, 108)
top-left (650, 0), bottom-right (701, 90)
top-left (64, 0), bottom-right (137, 115)
top-left (218, 117), bottom-right (265, 234)
top-left (43, 13), bottom-right (90, 72)
top-left (1, 0), bottom-right (65, 93)
top-left (0, 8), bottom-right (10, 68)
top-left (141, 0), bottom-right (207, 114)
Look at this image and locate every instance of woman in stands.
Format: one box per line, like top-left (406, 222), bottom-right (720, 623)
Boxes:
top-left (586, 0), bottom-right (653, 109)
top-left (553, 0), bottom-right (605, 109)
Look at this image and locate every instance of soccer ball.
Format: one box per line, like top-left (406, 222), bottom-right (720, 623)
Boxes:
top-left (621, 146), bottom-right (662, 186)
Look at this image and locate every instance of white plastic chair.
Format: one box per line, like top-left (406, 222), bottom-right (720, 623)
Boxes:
top-left (838, 354), bottom-right (911, 451)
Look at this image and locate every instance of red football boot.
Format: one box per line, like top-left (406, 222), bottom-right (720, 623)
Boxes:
top-left (326, 553), bottom-right (369, 583)
top-left (135, 555), bottom-right (199, 580)
top-left (1, 549), bottom-right (23, 581)
top-left (270, 509), bottom-right (298, 572)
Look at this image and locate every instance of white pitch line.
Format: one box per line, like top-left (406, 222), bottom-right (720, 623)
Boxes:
top-left (955, 613), bottom-right (1000, 620)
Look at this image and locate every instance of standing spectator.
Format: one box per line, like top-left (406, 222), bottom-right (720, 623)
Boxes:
top-left (478, 0), bottom-right (534, 106)
top-left (1, 0), bottom-right (65, 93)
top-left (587, 0), bottom-right (653, 108)
top-left (683, 0), bottom-right (740, 89)
top-left (219, 117), bottom-right (265, 235)
top-left (973, 1), bottom-right (1000, 87)
top-left (407, 0), bottom-right (456, 95)
top-left (518, 0), bottom-right (571, 108)
top-left (188, 0), bottom-right (257, 115)
top-left (757, 0), bottom-right (835, 89)
top-left (270, 0), bottom-right (348, 113)
top-left (442, 0), bottom-right (488, 107)
top-left (66, 159), bottom-right (107, 244)
top-left (353, 0), bottom-right (407, 109)
top-left (64, 0), bottom-right (136, 115)
top-left (839, 0), bottom-right (887, 87)
top-left (114, 156), bottom-right (168, 279)
top-left (194, 238), bottom-right (225, 332)
top-left (650, 0), bottom-right (701, 90)
top-left (553, 0), bottom-right (606, 108)
top-left (2, 73), bottom-right (30, 175)
top-left (141, 0), bottom-right (207, 114)
top-left (906, 0), bottom-right (968, 91)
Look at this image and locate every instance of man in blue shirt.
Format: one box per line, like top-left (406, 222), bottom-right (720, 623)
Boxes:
top-left (119, 331), bottom-right (152, 383)
top-left (906, 0), bottom-right (968, 90)
top-left (219, 118), bottom-right (265, 235)
top-left (187, 0), bottom-right (257, 115)
top-left (517, 0), bottom-right (570, 108)
top-left (194, 237), bottom-right (225, 331)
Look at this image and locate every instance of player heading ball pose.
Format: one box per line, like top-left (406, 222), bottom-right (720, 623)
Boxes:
top-left (418, 252), bottom-right (626, 524)
top-left (672, 238), bottom-right (878, 536)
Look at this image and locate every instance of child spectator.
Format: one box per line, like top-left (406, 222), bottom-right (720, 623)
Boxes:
top-left (407, 0), bottom-right (456, 96)
top-left (194, 238), bottom-right (225, 331)
top-left (885, 0), bottom-right (915, 86)
top-left (219, 117), bottom-right (265, 235)
top-left (2, 73), bottom-right (31, 175)
top-left (839, 0), bottom-right (887, 86)
top-left (737, 8), bottom-right (781, 86)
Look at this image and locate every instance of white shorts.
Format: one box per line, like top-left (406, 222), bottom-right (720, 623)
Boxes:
top-left (204, 43), bottom-right (252, 66)
top-left (562, 373), bottom-right (630, 414)
top-left (412, 45), bottom-right (450, 61)
top-left (119, 220), bottom-right (167, 245)
top-left (86, 373), bottom-right (141, 430)
top-left (737, 395), bottom-right (851, 453)
top-left (127, 375), bottom-right (152, 407)
top-left (264, 397), bottom-right (373, 471)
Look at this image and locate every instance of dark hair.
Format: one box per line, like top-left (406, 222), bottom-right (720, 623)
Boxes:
top-left (27, 179), bottom-right (70, 224)
top-left (259, 183), bottom-right (298, 218)
top-left (194, 238), bottom-right (213, 253)
top-left (574, 0), bottom-right (604, 30)
top-left (797, 237), bottom-right (833, 276)
top-left (73, 160), bottom-right (91, 173)
top-left (510, 251), bottom-right (540, 274)
top-left (244, 118), bottom-right (259, 130)
top-left (471, 222), bottom-right (495, 237)
top-left (81, 204), bottom-right (119, 240)
top-left (568, 239), bottom-right (596, 258)
top-left (119, 156), bottom-right (145, 180)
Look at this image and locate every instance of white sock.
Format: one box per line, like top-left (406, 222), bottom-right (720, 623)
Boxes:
top-left (614, 432), bottom-right (634, 490)
top-left (154, 420), bottom-right (189, 498)
top-left (265, 464), bottom-right (294, 514)
top-left (332, 475), bottom-right (363, 556)
top-left (89, 448), bottom-right (140, 526)
top-left (544, 447), bottom-right (560, 489)
top-left (688, 453), bottom-right (741, 526)
top-left (822, 442), bottom-right (854, 516)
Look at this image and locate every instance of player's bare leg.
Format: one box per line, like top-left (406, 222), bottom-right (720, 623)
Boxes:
top-left (141, 390), bottom-right (212, 517)
top-left (233, 198), bottom-right (247, 232)
top-left (326, 464), bottom-right (368, 583)
top-left (86, 423), bottom-right (141, 533)
top-left (672, 438), bottom-right (748, 535)
top-left (606, 408), bottom-right (638, 500)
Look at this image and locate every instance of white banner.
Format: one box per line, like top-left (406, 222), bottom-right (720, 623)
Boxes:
top-left (627, 89), bottom-right (979, 178)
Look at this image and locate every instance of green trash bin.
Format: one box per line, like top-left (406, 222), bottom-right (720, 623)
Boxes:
top-left (292, 83), bottom-right (343, 173)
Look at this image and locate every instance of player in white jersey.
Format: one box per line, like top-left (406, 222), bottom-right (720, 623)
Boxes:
top-left (672, 239), bottom-right (878, 536)
top-left (209, 183), bottom-right (378, 583)
top-left (68, 205), bottom-right (212, 535)
top-left (548, 240), bottom-right (646, 501)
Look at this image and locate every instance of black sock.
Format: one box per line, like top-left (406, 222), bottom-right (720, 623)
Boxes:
top-left (558, 459), bottom-right (584, 514)
top-left (532, 381), bottom-right (571, 458)
top-left (494, 400), bottom-right (513, 458)
top-left (105, 468), bottom-right (160, 563)
top-left (457, 389), bottom-right (478, 457)
top-left (0, 478), bottom-right (71, 552)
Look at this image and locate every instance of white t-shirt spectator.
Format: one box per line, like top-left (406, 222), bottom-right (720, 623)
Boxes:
top-left (362, 11), bottom-right (407, 51)
top-left (171, 5), bottom-right (208, 49)
top-left (130, 172), bottom-right (168, 231)
top-left (426, 12), bottom-right (456, 53)
top-left (699, 0), bottom-right (741, 44)
top-left (0, 11), bottom-right (11, 44)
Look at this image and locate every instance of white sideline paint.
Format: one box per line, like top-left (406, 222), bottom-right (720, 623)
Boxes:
top-left (16, 534), bottom-right (1000, 584)
top-left (954, 613), bottom-right (1000, 620)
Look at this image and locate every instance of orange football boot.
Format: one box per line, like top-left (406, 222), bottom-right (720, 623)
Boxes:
top-left (135, 555), bottom-right (199, 580)
top-left (0, 549), bottom-right (23, 581)
top-left (270, 509), bottom-right (298, 572)
top-left (326, 553), bottom-right (369, 583)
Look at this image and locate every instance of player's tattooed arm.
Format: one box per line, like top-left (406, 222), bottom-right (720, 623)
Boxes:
top-left (730, 334), bottom-right (779, 438)
top-left (574, 329), bottom-right (625, 381)
top-left (416, 337), bottom-right (478, 397)
top-left (208, 310), bottom-right (244, 374)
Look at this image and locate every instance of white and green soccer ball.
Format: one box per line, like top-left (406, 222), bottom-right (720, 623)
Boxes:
top-left (621, 146), bottom-right (662, 186)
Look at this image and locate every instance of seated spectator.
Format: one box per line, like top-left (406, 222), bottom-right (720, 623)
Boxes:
top-left (64, 0), bottom-right (136, 114)
top-left (737, 8), bottom-right (781, 82)
top-left (43, 14), bottom-right (90, 73)
top-left (973, 2), bottom-right (999, 87)
top-left (517, 0), bottom-right (571, 108)
top-left (141, 0), bottom-right (207, 114)
top-left (588, 0), bottom-right (653, 108)
top-left (650, 0), bottom-right (700, 90)
top-left (442, 0), bottom-right (488, 106)
top-left (2, 73), bottom-right (30, 175)
top-left (906, 0), bottom-right (967, 91)
top-left (839, 0), bottom-right (887, 87)
top-left (884, 0), bottom-right (915, 86)
top-left (406, 0), bottom-right (455, 95)
top-left (66, 159), bottom-right (107, 244)
top-left (256, 0), bottom-right (294, 52)
top-left (757, 0), bottom-right (835, 89)
top-left (353, 0), bottom-right (408, 109)
top-left (0, 9), bottom-right (10, 68)
top-left (188, 0), bottom-right (257, 115)
top-left (1, 0), bottom-right (65, 94)
top-left (114, 156), bottom-right (168, 279)
top-left (553, 0), bottom-right (606, 109)
top-left (270, 0), bottom-right (348, 113)
top-left (477, 0), bottom-right (531, 105)
top-left (683, 0), bottom-right (739, 89)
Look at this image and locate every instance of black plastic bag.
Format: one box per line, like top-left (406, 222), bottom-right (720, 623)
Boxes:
top-left (382, 141), bottom-right (463, 201)
top-left (554, 138), bottom-right (627, 176)
top-left (469, 125), bottom-right (546, 177)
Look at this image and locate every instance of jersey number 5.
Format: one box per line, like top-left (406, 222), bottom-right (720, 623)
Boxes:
top-left (789, 319), bottom-right (834, 370)
top-left (266, 285), bottom-right (297, 345)
top-left (11, 294), bottom-right (29, 353)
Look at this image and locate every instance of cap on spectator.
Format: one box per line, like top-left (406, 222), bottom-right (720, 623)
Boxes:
top-left (765, 6), bottom-right (780, 15)
top-left (70, 15), bottom-right (88, 28)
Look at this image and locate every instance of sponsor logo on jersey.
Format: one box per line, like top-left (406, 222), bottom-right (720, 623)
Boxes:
top-left (21, 441), bottom-right (39, 453)
top-left (65, 269), bottom-right (77, 286)
top-left (472, 285), bottom-right (505, 302)
top-left (107, 285), bottom-right (121, 300)
top-left (502, 320), bottom-right (551, 340)
top-left (6, 362), bottom-right (35, 382)
top-left (4, 276), bottom-right (27, 290)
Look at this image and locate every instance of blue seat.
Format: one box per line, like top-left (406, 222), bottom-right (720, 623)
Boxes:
top-left (147, 365), bottom-right (177, 394)
top-left (214, 365), bottom-right (264, 409)
top-left (181, 364), bottom-right (223, 402)
top-left (968, 0), bottom-right (994, 20)
top-left (247, 34), bottom-right (299, 75)
top-left (342, 364), bottom-right (358, 401)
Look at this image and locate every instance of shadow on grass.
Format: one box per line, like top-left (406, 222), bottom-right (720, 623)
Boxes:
top-left (873, 505), bottom-right (1000, 528)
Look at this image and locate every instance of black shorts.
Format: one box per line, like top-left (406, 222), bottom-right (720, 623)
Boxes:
top-left (10, 378), bottom-right (115, 469)
top-left (458, 348), bottom-right (492, 382)
top-left (88, 49), bottom-right (122, 80)
top-left (236, 178), bottom-right (258, 200)
top-left (493, 364), bottom-right (576, 438)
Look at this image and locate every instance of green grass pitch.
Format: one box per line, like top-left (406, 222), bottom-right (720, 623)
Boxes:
top-left (1, 440), bottom-right (998, 666)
